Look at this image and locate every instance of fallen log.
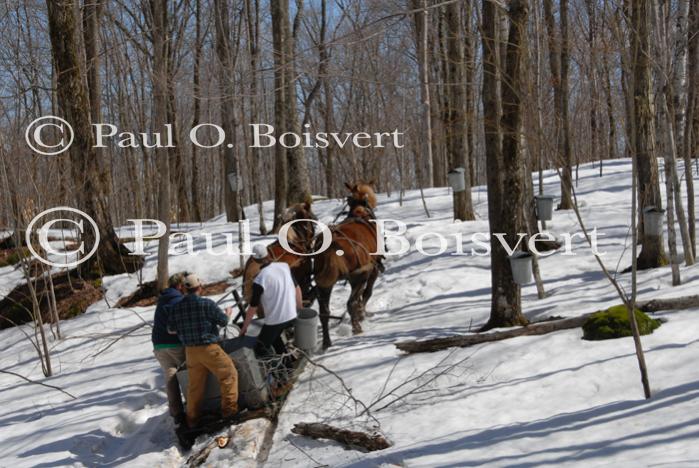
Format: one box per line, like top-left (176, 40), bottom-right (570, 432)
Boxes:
top-left (395, 315), bottom-right (593, 354)
top-left (638, 295), bottom-right (699, 313)
top-left (291, 422), bottom-right (391, 452)
top-left (185, 410), bottom-right (274, 466)
top-left (395, 294), bottom-right (699, 354)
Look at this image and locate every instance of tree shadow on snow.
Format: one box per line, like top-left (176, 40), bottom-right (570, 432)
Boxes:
top-left (340, 379), bottom-right (699, 468)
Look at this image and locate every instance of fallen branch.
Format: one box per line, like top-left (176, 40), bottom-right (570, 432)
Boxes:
top-left (0, 368), bottom-right (77, 399)
top-left (291, 422), bottom-right (391, 452)
top-left (298, 349), bottom-right (379, 426)
top-left (396, 294), bottom-right (699, 354)
top-left (363, 349), bottom-right (475, 415)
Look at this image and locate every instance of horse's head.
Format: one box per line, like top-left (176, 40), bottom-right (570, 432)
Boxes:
top-left (344, 180), bottom-right (377, 209)
top-left (281, 201), bottom-right (316, 223)
top-left (280, 202), bottom-right (317, 247)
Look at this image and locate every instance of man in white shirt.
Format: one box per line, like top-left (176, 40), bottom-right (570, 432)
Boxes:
top-left (240, 244), bottom-right (302, 358)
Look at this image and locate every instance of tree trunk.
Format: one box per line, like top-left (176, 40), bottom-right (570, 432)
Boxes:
top-left (673, 0), bottom-right (690, 158)
top-left (481, 0), bottom-right (528, 330)
top-left (684, 0), bottom-right (698, 256)
top-left (83, 0), bottom-right (113, 203)
top-left (244, 0), bottom-right (266, 234)
top-left (318, 0), bottom-right (335, 198)
top-left (150, 0), bottom-right (170, 290)
top-left (190, 0), bottom-right (204, 223)
top-left (463, 1), bottom-right (477, 187)
top-left (445, 0), bottom-right (474, 221)
top-left (602, 53), bottom-right (618, 166)
top-left (271, 0), bottom-right (288, 230)
top-left (167, 65), bottom-right (190, 223)
top-left (46, 0), bottom-right (141, 276)
top-left (412, 0), bottom-right (435, 191)
top-left (543, 0), bottom-right (573, 209)
top-left (585, 0), bottom-right (600, 171)
top-left (632, 0), bottom-right (667, 270)
top-left (214, 0), bottom-right (241, 222)
top-left (282, 0), bottom-right (311, 204)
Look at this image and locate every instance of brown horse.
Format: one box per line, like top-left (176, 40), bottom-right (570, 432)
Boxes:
top-left (313, 203), bottom-right (382, 348)
top-left (242, 202), bottom-right (316, 306)
top-left (344, 181), bottom-right (377, 210)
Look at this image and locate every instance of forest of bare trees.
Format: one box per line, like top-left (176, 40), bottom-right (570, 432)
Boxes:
top-left (0, 0), bottom-right (697, 325)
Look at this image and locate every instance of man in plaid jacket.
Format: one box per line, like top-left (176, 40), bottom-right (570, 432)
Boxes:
top-left (168, 273), bottom-right (238, 428)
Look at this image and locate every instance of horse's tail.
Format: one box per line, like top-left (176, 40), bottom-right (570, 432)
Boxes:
top-left (314, 241), bottom-right (349, 289)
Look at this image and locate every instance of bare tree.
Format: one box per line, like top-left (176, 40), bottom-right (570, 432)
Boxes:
top-left (283, 0), bottom-right (311, 204)
top-left (481, 0), bottom-right (529, 329)
top-left (214, 0), bottom-right (241, 222)
top-left (444, 0), bottom-right (474, 221)
top-left (683, 0), bottom-right (698, 256)
top-left (543, 0), bottom-right (573, 209)
top-left (190, 0), bottom-right (204, 222)
top-left (46, 0), bottom-right (141, 275)
top-left (149, 0), bottom-right (171, 289)
top-left (631, 0), bottom-right (667, 270)
top-left (412, 0), bottom-right (435, 190)
top-left (271, 0), bottom-right (288, 229)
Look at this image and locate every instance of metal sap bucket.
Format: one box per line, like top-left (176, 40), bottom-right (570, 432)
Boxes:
top-left (535, 195), bottom-right (555, 221)
top-left (176, 336), bottom-right (269, 412)
top-left (295, 308), bottom-right (319, 353)
top-left (448, 167), bottom-right (466, 193)
top-left (509, 251), bottom-right (533, 285)
top-left (643, 206), bottom-right (665, 237)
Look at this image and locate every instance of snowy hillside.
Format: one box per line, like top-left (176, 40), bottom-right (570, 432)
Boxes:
top-left (2, 160), bottom-right (699, 467)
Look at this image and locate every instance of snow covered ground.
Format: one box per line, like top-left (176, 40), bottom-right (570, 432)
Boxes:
top-left (1, 159), bottom-right (699, 467)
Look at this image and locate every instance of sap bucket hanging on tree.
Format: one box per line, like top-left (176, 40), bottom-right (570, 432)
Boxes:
top-left (642, 206), bottom-right (665, 237)
top-left (295, 308), bottom-right (319, 353)
top-left (535, 195), bottom-right (555, 221)
top-left (448, 167), bottom-right (466, 193)
top-left (509, 251), bottom-right (533, 285)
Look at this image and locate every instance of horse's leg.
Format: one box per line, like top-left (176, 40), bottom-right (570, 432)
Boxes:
top-left (360, 266), bottom-right (379, 320)
top-left (299, 261), bottom-right (317, 307)
top-left (317, 286), bottom-right (333, 349)
top-left (347, 273), bottom-right (368, 334)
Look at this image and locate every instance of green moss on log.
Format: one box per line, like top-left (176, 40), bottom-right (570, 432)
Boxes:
top-left (582, 304), bottom-right (661, 341)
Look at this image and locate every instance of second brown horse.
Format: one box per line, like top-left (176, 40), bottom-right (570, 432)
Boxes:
top-left (313, 203), bottom-right (382, 348)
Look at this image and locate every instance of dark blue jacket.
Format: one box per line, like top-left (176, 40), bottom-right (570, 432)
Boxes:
top-left (152, 288), bottom-right (184, 346)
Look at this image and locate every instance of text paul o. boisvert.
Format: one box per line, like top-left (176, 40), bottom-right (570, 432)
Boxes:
top-left (91, 123), bottom-right (405, 149)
